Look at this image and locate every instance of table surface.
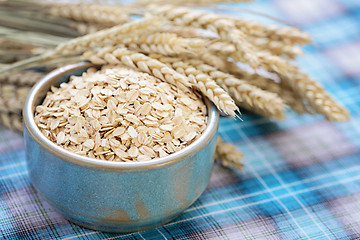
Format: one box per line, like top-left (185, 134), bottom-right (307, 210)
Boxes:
top-left (1, 0), bottom-right (360, 239)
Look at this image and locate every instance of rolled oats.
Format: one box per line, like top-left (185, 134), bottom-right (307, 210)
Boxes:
top-left (34, 65), bottom-right (207, 162)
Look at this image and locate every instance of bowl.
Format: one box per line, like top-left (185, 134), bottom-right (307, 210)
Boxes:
top-left (23, 62), bottom-right (219, 233)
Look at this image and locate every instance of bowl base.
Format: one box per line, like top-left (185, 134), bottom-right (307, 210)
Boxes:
top-left (66, 213), bottom-right (182, 233)
top-left (36, 186), bottom-right (187, 233)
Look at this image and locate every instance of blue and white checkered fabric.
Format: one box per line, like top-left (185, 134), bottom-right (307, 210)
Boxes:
top-left (1, 0), bottom-right (360, 239)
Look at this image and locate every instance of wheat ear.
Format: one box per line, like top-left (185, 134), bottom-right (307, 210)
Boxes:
top-left (149, 54), bottom-right (239, 117)
top-left (147, 5), bottom-right (259, 68)
top-left (198, 53), bottom-right (231, 73)
top-left (55, 17), bottom-right (160, 55)
top-left (0, 70), bottom-right (44, 86)
top-left (247, 37), bottom-right (303, 58)
top-left (48, 3), bottom-right (129, 25)
top-left (240, 73), bottom-right (311, 114)
top-left (0, 85), bottom-right (31, 114)
top-left (127, 33), bottom-right (205, 56)
top-left (257, 52), bottom-right (349, 121)
top-left (232, 18), bottom-right (312, 45)
top-left (0, 112), bottom-right (23, 132)
top-left (209, 39), bottom-right (303, 59)
top-left (186, 59), bottom-right (286, 119)
top-left (83, 47), bottom-right (191, 91)
top-left (215, 136), bottom-right (243, 170)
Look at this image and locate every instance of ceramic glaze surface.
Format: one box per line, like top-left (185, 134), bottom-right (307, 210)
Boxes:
top-left (23, 62), bottom-right (219, 233)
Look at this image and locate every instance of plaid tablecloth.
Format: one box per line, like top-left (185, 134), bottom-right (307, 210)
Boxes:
top-left (1, 0), bottom-right (360, 239)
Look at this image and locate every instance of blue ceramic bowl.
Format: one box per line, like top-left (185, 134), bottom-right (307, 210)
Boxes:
top-left (23, 62), bottom-right (219, 233)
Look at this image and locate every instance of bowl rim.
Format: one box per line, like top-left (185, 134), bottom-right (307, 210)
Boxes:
top-left (23, 62), bottom-right (219, 169)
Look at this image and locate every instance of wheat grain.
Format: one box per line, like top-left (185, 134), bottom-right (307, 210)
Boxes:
top-left (149, 54), bottom-right (239, 117)
top-left (208, 41), bottom-right (236, 56)
top-left (215, 136), bottom-right (243, 170)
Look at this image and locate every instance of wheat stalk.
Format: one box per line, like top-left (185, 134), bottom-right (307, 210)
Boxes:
top-left (0, 26), bottom-right (68, 48)
top-left (0, 38), bottom-right (43, 52)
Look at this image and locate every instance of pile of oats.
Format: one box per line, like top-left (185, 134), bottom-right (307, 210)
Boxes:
top-left (34, 66), bottom-right (207, 162)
